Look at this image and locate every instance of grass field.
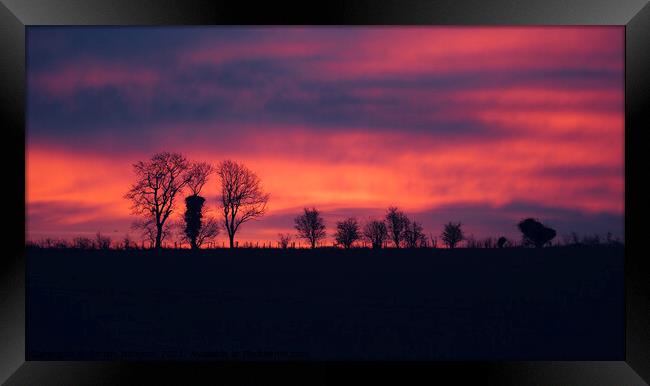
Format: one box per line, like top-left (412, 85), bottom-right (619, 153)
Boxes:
top-left (26, 246), bottom-right (624, 360)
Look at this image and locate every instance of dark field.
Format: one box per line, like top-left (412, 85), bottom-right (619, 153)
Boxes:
top-left (26, 247), bottom-right (624, 360)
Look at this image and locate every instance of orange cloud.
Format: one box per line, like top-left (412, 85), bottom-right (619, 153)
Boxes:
top-left (26, 26), bottom-right (624, 244)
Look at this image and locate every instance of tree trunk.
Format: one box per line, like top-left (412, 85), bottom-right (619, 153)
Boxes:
top-left (229, 233), bottom-right (235, 248)
top-left (155, 224), bottom-right (163, 250)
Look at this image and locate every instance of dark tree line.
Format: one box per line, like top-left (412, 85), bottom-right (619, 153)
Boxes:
top-left (27, 151), bottom-right (612, 251)
top-left (289, 208), bottom-right (569, 250)
top-left (293, 206), bottom-right (428, 249)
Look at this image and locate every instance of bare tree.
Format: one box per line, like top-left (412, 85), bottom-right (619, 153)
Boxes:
top-left (39, 238), bottom-right (69, 249)
top-left (363, 219), bottom-right (388, 249)
top-left (125, 152), bottom-right (192, 249)
top-left (386, 206), bottom-right (409, 248)
top-left (95, 232), bottom-right (111, 250)
top-left (465, 234), bottom-right (478, 248)
top-left (278, 233), bottom-right (292, 249)
top-left (482, 237), bottom-right (495, 249)
top-left (403, 220), bottom-right (427, 248)
top-left (186, 162), bottom-right (214, 196)
top-left (430, 234), bottom-right (438, 249)
top-left (194, 217), bottom-right (220, 248)
top-left (73, 236), bottom-right (93, 250)
top-left (441, 222), bottom-right (464, 249)
top-left (122, 234), bottom-right (135, 250)
top-left (335, 217), bottom-right (360, 249)
top-left (294, 207), bottom-right (326, 249)
top-left (132, 217), bottom-right (172, 249)
top-left (217, 160), bottom-right (270, 248)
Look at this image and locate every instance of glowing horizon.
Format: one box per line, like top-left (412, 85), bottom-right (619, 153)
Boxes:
top-left (26, 26), bottom-right (624, 246)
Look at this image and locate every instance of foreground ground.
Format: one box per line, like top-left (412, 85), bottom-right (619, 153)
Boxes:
top-left (27, 247), bottom-right (624, 360)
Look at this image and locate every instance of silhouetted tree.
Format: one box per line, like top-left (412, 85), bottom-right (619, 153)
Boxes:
top-left (122, 234), bottom-right (135, 250)
top-left (481, 237), bottom-right (495, 249)
top-left (386, 206), bottom-right (409, 248)
top-left (441, 222), bottom-right (464, 249)
top-left (186, 162), bottom-right (214, 196)
top-left (125, 152), bottom-right (192, 249)
top-left (465, 234), bottom-right (478, 248)
top-left (132, 217), bottom-right (172, 249)
top-left (38, 238), bottom-right (69, 249)
top-left (216, 160), bottom-right (270, 248)
top-left (335, 217), bottom-right (360, 249)
top-left (183, 162), bottom-right (214, 250)
top-left (517, 218), bottom-right (556, 248)
top-left (364, 219), bottom-right (388, 249)
top-left (294, 207), bottom-right (326, 249)
top-left (194, 217), bottom-right (220, 248)
top-left (430, 234), bottom-right (438, 249)
top-left (278, 233), bottom-right (292, 249)
top-left (73, 236), bottom-right (93, 250)
top-left (184, 195), bottom-right (205, 249)
top-left (497, 236), bottom-right (508, 248)
top-left (95, 232), bottom-right (111, 250)
top-left (403, 220), bottom-right (427, 248)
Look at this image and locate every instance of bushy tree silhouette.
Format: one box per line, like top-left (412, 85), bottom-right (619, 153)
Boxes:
top-left (497, 236), bottom-right (509, 248)
top-left (294, 207), bottom-right (326, 248)
top-left (386, 207), bottom-right (409, 248)
top-left (183, 162), bottom-right (214, 250)
top-left (184, 195), bottom-right (206, 249)
top-left (335, 217), bottom-right (360, 249)
top-left (364, 219), bottom-right (388, 249)
top-left (278, 233), bottom-right (292, 249)
top-left (442, 222), bottom-right (464, 249)
top-left (517, 218), bottom-right (556, 248)
top-left (403, 220), bottom-right (427, 248)
top-left (217, 160), bottom-right (269, 248)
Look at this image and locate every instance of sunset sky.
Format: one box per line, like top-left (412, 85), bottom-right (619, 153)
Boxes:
top-left (26, 26), bottom-right (624, 245)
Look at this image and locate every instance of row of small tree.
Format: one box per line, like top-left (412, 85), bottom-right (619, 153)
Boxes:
top-left (291, 206), bottom-right (458, 249)
top-left (289, 207), bottom-right (571, 249)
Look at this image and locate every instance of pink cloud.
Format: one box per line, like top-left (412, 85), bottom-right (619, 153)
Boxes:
top-left (26, 27), bottom-right (624, 244)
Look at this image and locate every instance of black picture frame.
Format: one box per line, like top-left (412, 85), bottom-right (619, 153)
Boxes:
top-left (1, 0), bottom-right (649, 384)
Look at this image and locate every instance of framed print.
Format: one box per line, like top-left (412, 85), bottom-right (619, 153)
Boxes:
top-left (1, 0), bottom-right (649, 384)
